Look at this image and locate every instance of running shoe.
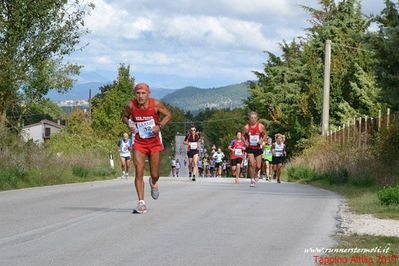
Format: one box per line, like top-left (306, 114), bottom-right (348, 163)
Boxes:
top-left (149, 177), bottom-right (160, 200)
top-left (277, 179), bottom-right (281, 183)
top-left (134, 201), bottom-right (147, 214)
top-left (250, 179), bottom-right (255, 187)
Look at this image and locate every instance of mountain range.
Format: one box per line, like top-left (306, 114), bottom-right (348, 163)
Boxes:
top-left (46, 82), bottom-right (176, 101)
top-left (47, 81), bottom-right (251, 112)
top-left (161, 82), bottom-right (250, 112)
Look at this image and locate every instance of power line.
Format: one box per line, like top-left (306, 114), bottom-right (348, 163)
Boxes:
top-left (331, 42), bottom-right (375, 54)
top-left (167, 116), bottom-right (243, 124)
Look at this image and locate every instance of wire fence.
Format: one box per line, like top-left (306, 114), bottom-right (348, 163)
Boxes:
top-left (325, 108), bottom-right (398, 146)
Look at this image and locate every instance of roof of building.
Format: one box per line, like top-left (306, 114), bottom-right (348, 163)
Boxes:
top-left (23, 119), bottom-right (64, 129)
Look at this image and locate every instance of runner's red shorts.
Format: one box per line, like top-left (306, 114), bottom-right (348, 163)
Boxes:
top-left (133, 142), bottom-right (163, 155)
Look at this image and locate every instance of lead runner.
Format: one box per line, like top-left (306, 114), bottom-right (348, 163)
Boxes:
top-left (123, 83), bottom-right (172, 214)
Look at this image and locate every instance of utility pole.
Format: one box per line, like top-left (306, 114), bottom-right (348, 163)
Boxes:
top-left (322, 40), bottom-right (331, 135)
top-left (88, 88), bottom-right (92, 119)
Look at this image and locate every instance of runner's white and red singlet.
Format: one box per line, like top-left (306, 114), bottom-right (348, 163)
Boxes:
top-left (246, 122), bottom-right (263, 150)
top-left (130, 98), bottom-right (163, 153)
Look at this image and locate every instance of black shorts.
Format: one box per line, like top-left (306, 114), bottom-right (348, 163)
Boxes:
top-left (231, 158), bottom-right (243, 165)
top-left (272, 156), bottom-right (284, 165)
top-left (187, 150), bottom-right (199, 158)
top-left (215, 162), bottom-right (222, 168)
top-left (120, 156), bottom-right (131, 161)
top-left (245, 148), bottom-right (263, 157)
top-left (262, 158), bottom-right (272, 163)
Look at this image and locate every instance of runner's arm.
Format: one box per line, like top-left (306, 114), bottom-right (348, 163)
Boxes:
top-left (183, 135), bottom-right (189, 145)
top-left (242, 125), bottom-right (249, 146)
top-left (260, 123), bottom-right (267, 145)
top-left (122, 101), bottom-right (136, 133)
top-left (153, 100), bottom-right (172, 134)
top-left (228, 141), bottom-right (234, 152)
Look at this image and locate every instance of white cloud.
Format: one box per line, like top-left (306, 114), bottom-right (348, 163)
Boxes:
top-left (71, 0), bottom-right (385, 88)
top-left (157, 15), bottom-right (275, 51)
top-left (95, 56), bottom-right (113, 64)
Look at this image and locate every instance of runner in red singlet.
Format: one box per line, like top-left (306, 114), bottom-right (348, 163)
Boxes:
top-left (123, 83), bottom-right (172, 214)
top-left (242, 112), bottom-right (267, 187)
top-left (228, 131), bottom-right (246, 184)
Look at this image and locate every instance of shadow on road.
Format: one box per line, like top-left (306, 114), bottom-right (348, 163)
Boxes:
top-left (62, 207), bottom-right (132, 213)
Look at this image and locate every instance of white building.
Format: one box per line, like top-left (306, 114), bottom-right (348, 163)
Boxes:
top-left (22, 119), bottom-right (64, 143)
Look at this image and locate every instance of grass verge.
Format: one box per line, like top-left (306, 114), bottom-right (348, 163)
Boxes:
top-left (313, 234), bottom-right (399, 266)
top-left (301, 179), bottom-right (399, 220)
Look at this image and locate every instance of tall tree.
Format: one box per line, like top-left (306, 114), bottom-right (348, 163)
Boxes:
top-left (0, 0), bottom-right (93, 125)
top-left (246, 0), bottom-right (382, 152)
top-left (91, 64), bottom-right (134, 139)
top-left (369, 0), bottom-right (399, 110)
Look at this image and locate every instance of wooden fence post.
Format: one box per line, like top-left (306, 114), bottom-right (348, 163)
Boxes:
top-left (347, 121), bottom-right (350, 142)
top-left (365, 115), bottom-right (368, 145)
top-left (358, 117), bottom-right (362, 147)
top-left (378, 109), bottom-right (382, 130)
top-left (342, 124), bottom-right (345, 144)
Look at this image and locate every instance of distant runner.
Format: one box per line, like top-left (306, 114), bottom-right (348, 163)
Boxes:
top-left (123, 83), bottom-right (172, 214)
top-left (212, 148), bottom-right (225, 178)
top-left (272, 134), bottom-right (286, 183)
top-left (175, 159), bottom-right (181, 177)
top-left (171, 157), bottom-right (177, 177)
top-left (183, 127), bottom-right (201, 181)
top-left (117, 132), bottom-right (132, 179)
top-left (228, 131), bottom-right (246, 184)
top-left (261, 137), bottom-right (273, 181)
top-left (242, 112), bottom-right (267, 187)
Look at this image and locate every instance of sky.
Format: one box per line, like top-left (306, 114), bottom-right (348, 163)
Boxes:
top-left (69, 0), bottom-right (386, 89)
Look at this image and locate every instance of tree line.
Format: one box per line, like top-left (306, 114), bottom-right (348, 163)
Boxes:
top-left (246, 0), bottom-right (399, 152)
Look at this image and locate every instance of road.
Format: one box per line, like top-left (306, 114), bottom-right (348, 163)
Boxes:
top-left (0, 177), bottom-right (341, 266)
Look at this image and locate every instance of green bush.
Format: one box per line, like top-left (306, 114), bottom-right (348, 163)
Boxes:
top-left (0, 167), bottom-right (29, 190)
top-left (72, 165), bottom-right (89, 178)
top-left (349, 175), bottom-right (376, 187)
top-left (91, 167), bottom-right (115, 177)
top-left (287, 166), bottom-right (318, 181)
top-left (320, 169), bottom-right (349, 185)
top-left (378, 185), bottom-right (399, 205)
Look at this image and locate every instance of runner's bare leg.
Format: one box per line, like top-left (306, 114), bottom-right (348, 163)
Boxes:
top-left (133, 150), bottom-right (146, 200)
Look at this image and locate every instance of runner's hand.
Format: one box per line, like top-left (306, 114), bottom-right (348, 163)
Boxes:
top-left (129, 126), bottom-right (137, 134)
top-left (152, 125), bottom-right (161, 134)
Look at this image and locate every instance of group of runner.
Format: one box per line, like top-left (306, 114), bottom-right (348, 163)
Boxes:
top-left (119, 82), bottom-right (287, 214)
top-left (182, 112), bottom-right (287, 186)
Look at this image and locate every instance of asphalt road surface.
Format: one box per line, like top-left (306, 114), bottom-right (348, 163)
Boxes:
top-left (0, 177), bottom-right (341, 266)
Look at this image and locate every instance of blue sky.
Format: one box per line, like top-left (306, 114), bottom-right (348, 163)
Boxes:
top-left (69, 0), bottom-right (385, 89)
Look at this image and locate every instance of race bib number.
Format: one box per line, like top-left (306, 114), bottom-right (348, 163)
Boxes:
top-left (190, 142), bottom-right (198, 150)
top-left (136, 119), bottom-right (156, 139)
top-left (122, 144), bottom-right (128, 152)
top-left (263, 149), bottom-right (272, 156)
top-left (249, 135), bottom-right (259, 146)
top-left (234, 148), bottom-right (243, 156)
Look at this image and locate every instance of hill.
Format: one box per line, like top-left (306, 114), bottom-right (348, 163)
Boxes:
top-left (161, 82), bottom-right (250, 112)
top-left (46, 82), bottom-right (176, 101)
